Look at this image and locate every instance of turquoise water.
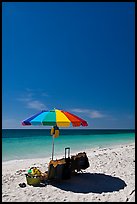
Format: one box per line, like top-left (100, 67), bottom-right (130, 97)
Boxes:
top-left (2, 129), bottom-right (135, 162)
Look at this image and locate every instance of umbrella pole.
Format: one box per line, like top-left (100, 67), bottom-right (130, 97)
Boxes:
top-left (52, 134), bottom-right (54, 160)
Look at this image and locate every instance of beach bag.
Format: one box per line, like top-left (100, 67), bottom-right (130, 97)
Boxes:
top-left (26, 167), bottom-right (42, 186)
top-left (71, 155), bottom-right (78, 172)
top-left (71, 152), bottom-right (89, 172)
top-left (48, 159), bottom-right (66, 181)
top-left (47, 163), bottom-right (56, 180)
top-left (56, 163), bottom-right (64, 180)
top-left (76, 152), bottom-right (89, 170)
top-left (50, 126), bottom-right (60, 138)
top-left (26, 174), bottom-right (41, 186)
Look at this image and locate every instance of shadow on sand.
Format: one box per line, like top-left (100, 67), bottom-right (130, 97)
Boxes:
top-left (52, 173), bottom-right (127, 194)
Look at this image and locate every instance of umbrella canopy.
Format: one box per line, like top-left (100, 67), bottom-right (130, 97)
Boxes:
top-left (22, 108), bottom-right (88, 160)
top-left (22, 109), bottom-right (88, 127)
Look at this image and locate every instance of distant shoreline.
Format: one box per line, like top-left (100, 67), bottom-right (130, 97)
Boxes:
top-left (2, 128), bottom-right (135, 130)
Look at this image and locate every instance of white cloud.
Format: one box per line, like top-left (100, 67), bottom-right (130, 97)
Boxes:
top-left (17, 89), bottom-right (48, 111)
top-left (17, 92), bottom-right (33, 102)
top-left (71, 108), bottom-right (86, 113)
top-left (88, 110), bottom-right (105, 118)
top-left (27, 100), bottom-right (47, 110)
top-left (17, 98), bottom-right (31, 102)
top-left (71, 108), bottom-right (106, 119)
top-left (26, 88), bottom-right (33, 92)
top-left (41, 92), bottom-right (49, 97)
top-left (25, 88), bottom-right (49, 98)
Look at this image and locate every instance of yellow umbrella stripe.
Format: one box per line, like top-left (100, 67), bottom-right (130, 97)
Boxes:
top-left (55, 109), bottom-right (71, 127)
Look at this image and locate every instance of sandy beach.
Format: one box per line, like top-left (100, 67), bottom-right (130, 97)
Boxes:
top-left (2, 143), bottom-right (135, 202)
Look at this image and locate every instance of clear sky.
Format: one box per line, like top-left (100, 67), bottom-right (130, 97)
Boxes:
top-left (2, 2), bottom-right (135, 129)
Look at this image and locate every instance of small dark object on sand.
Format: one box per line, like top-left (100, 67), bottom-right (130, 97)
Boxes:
top-left (19, 183), bottom-right (26, 188)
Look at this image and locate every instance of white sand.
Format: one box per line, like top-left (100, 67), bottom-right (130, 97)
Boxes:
top-left (2, 143), bottom-right (135, 202)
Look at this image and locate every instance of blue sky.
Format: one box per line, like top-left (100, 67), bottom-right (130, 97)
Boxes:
top-left (2, 2), bottom-right (135, 129)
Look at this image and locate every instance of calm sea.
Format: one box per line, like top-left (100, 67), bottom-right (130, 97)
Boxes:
top-left (2, 129), bottom-right (135, 162)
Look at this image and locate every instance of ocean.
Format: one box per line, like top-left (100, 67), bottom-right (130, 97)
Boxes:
top-left (2, 129), bottom-right (135, 162)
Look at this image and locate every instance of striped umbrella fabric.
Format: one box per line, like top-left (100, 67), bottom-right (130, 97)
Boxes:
top-left (22, 109), bottom-right (88, 127)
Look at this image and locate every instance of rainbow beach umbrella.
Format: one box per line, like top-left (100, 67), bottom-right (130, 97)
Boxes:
top-left (22, 108), bottom-right (88, 159)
